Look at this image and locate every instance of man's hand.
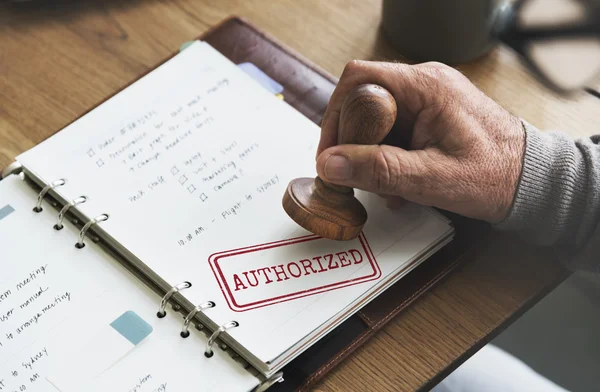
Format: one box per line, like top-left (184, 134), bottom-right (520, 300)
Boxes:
top-left (316, 60), bottom-right (526, 223)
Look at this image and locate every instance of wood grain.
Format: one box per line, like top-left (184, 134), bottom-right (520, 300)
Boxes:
top-left (1, 0), bottom-right (599, 174)
top-left (0, 1), bottom-right (596, 391)
top-left (313, 231), bottom-right (568, 391)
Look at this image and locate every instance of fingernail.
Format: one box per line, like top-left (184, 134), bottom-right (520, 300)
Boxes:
top-left (324, 155), bottom-right (351, 181)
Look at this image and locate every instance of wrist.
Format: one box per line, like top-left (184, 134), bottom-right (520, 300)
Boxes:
top-left (493, 121), bottom-right (589, 246)
top-left (487, 116), bottom-right (526, 224)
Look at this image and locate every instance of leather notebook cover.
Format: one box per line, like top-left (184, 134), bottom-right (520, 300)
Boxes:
top-left (199, 17), bottom-right (477, 391)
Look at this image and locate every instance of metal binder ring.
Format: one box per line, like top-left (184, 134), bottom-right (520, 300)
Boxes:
top-left (205, 321), bottom-right (239, 358)
top-left (75, 214), bottom-right (109, 249)
top-left (157, 281), bottom-right (193, 318)
top-left (54, 196), bottom-right (88, 230)
top-left (180, 301), bottom-right (215, 338)
top-left (33, 179), bottom-right (66, 212)
top-left (254, 372), bottom-right (284, 392)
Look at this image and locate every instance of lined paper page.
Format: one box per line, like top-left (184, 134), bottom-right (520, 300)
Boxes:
top-left (0, 175), bottom-right (258, 391)
top-left (17, 41), bottom-right (452, 368)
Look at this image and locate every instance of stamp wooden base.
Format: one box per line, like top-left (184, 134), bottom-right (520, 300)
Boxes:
top-left (283, 176), bottom-right (367, 241)
top-left (283, 84), bottom-right (398, 241)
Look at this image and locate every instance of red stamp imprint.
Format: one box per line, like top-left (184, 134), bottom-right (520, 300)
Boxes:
top-left (209, 233), bottom-right (381, 312)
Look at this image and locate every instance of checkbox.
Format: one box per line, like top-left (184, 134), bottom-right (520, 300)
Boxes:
top-left (96, 158), bottom-right (104, 167)
top-left (179, 175), bottom-right (188, 185)
top-left (170, 165), bottom-right (179, 175)
top-left (87, 148), bottom-right (95, 157)
top-left (199, 193), bottom-right (208, 202)
top-left (187, 184), bottom-right (196, 194)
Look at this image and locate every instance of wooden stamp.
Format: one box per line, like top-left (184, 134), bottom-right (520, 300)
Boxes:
top-left (283, 84), bottom-right (398, 240)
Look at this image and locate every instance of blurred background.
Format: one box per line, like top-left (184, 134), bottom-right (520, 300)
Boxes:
top-left (493, 271), bottom-right (600, 391)
top-left (1, 0), bottom-right (599, 390)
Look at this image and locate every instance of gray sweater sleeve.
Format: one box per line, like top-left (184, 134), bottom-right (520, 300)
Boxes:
top-left (495, 121), bottom-right (600, 273)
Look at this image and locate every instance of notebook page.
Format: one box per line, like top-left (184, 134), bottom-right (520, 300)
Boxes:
top-left (271, 224), bottom-right (454, 369)
top-left (16, 41), bottom-right (452, 368)
top-left (0, 175), bottom-right (258, 392)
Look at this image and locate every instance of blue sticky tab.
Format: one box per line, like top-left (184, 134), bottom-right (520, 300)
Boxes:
top-left (179, 41), bottom-right (196, 52)
top-left (110, 311), bottom-right (153, 345)
top-left (0, 205), bottom-right (15, 221)
top-left (237, 62), bottom-right (284, 94)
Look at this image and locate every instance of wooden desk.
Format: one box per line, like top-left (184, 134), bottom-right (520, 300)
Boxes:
top-left (1, 1), bottom-right (598, 390)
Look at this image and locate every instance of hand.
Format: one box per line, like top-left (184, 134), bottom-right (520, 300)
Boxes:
top-left (316, 60), bottom-right (526, 223)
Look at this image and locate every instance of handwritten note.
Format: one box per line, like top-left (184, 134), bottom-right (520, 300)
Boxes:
top-left (90, 369), bottom-right (171, 392)
top-left (14, 41), bottom-right (453, 370)
top-left (126, 374), bottom-right (167, 392)
top-left (0, 175), bottom-right (260, 392)
top-left (0, 346), bottom-right (49, 392)
top-left (0, 262), bottom-right (76, 352)
top-left (0, 195), bottom-right (105, 392)
top-left (17, 40), bottom-right (320, 269)
top-left (0, 264), bottom-right (79, 370)
top-left (85, 85), bottom-right (216, 176)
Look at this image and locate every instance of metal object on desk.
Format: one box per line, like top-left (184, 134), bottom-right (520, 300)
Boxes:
top-left (381, 0), bottom-right (600, 94)
top-left (495, 0), bottom-right (600, 94)
top-left (381, 0), bottom-right (504, 64)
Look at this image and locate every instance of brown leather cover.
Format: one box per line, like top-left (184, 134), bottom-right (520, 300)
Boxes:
top-left (198, 17), bottom-right (479, 391)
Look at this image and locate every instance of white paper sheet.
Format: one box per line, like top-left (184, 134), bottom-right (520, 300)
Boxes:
top-left (16, 41), bottom-right (452, 370)
top-left (0, 175), bottom-right (258, 392)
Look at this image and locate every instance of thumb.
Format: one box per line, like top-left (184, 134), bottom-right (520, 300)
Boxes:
top-left (316, 144), bottom-right (431, 198)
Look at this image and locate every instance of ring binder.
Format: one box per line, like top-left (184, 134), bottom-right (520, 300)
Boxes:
top-left (33, 178), bottom-right (66, 212)
top-left (54, 196), bottom-right (88, 230)
top-left (9, 169), bottom-right (284, 390)
top-left (180, 301), bottom-right (215, 338)
top-left (75, 214), bottom-right (109, 249)
top-left (205, 321), bottom-right (239, 358)
top-left (254, 372), bottom-right (284, 392)
top-left (157, 281), bottom-right (193, 318)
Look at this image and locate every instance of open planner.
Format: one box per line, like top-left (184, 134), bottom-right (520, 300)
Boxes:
top-left (0, 38), bottom-right (453, 391)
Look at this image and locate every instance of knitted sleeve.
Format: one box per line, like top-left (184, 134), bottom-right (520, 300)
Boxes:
top-left (494, 121), bottom-right (600, 273)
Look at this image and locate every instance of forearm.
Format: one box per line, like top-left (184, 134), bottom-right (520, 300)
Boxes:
top-left (495, 121), bottom-right (600, 272)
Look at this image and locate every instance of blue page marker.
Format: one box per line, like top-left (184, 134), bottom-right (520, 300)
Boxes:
top-left (178, 42), bottom-right (284, 96)
top-left (110, 310), bottom-right (153, 345)
top-left (237, 62), bottom-right (284, 94)
top-left (0, 205), bottom-right (15, 221)
top-left (179, 41), bottom-right (196, 52)
top-left (48, 310), bottom-right (154, 391)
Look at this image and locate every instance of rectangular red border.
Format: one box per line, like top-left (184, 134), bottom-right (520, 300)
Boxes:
top-left (208, 233), bottom-right (381, 312)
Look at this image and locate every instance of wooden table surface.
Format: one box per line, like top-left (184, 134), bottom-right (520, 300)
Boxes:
top-left (1, 1), bottom-right (599, 391)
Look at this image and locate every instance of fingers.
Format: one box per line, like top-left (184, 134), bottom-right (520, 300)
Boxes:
top-left (316, 144), bottom-right (433, 200)
top-left (317, 60), bottom-right (427, 157)
top-left (316, 108), bottom-right (340, 159)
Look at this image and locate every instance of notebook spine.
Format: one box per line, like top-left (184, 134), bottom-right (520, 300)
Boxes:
top-left (33, 178), bottom-right (66, 212)
top-left (157, 281), bottom-right (192, 318)
top-left (29, 175), bottom-right (110, 248)
top-left (205, 320), bottom-right (239, 358)
top-left (73, 213), bottom-right (109, 249)
top-left (12, 168), bottom-right (284, 392)
top-left (151, 281), bottom-right (282, 390)
top-left (179, 300), bottom-right (215, 338)
top-left (156, 286), bottom-right (245, 369)
top-left (54, 196), bottom-right (88, 230)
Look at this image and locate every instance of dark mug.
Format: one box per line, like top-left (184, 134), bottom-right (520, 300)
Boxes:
top-left (381, 0), bottom-right (508, 64)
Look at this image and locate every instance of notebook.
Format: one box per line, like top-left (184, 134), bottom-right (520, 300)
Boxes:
top-left (1, 36), bottom-right (453, 390)
top-left (0, 174), bottom-right (259, 392)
